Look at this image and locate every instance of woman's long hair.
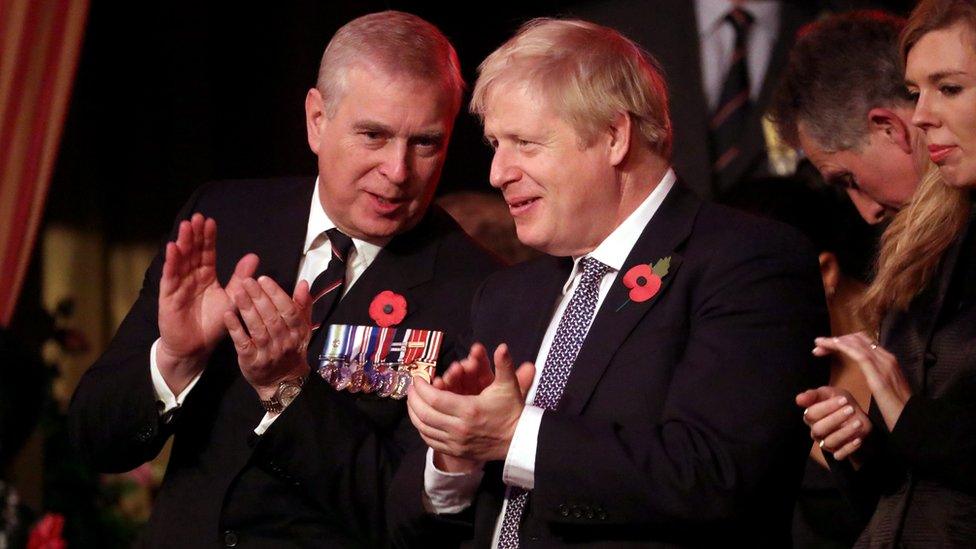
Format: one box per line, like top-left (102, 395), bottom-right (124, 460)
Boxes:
top-left (861, 0), bottom-right (976, 328)
top-left (861, 165), bottom-right (969, 327)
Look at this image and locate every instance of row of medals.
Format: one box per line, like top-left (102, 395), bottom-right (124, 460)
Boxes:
top-left (317, 358), bottom-right (412, 399)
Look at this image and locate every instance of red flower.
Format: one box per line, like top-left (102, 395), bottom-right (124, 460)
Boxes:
top-left (622, 264), bottom-right (662, 302)
top-left (28, 513), bottom-right (66, 549)
top-left (369, 290), bottom-right (407, 327)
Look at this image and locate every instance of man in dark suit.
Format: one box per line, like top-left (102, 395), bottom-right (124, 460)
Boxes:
top-left (570, 0), bottom-right (818, 201)
top-left (68, 11), bottom-right (500, 548)
top-left (390, 18), bottom-right (827, 546)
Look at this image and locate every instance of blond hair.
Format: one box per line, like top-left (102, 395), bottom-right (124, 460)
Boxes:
top-left (861, 0), bottom-right (976, 327)
top-left (470, 18), bottom-right (672, 157)
top-left (861, 165), bottom-right (970, 326)
top-left (316, 11), bottom-right (464, 117)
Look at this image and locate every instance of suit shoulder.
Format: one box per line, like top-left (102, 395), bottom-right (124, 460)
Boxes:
top-left (690, 202), bottom-right (818, 260)
top-left (189, 177), bottom-right (314, 209)
top-left (414, 206), bottom-right (506, 274)
top-left (478, 254), bottom-right (568, 298)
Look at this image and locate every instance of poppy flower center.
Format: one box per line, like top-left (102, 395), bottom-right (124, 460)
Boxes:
top-left (383, 304), bottom-right (394, 314)
top-left (636, 276), bottom-right (647, 286)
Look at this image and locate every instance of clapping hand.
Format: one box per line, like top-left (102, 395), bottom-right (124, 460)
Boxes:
top-left (223, 277), bottom-right (313, 401)
top-left (157, 213), bottom-right (259, 394)
top-left (407, 343), bottom-right (535, 470)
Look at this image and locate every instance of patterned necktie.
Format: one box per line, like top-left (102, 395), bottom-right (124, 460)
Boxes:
top-left (710, 7), bottom-right (754, 191)
top-left (305, 228), bottom-right (354, 366)
top-left (496, 257), bottom-right (613, 548)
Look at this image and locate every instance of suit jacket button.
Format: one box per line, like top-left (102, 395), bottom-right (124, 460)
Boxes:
top-left (558, 504), bottom-right (570, 517)
top-left (223, 530), bottom-right (238, 547)
top-left (135, 424), bottom-right (155, 442)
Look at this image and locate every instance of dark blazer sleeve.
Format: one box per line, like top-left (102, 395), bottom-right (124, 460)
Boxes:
top-left (385, 282), bottom-right (491, 548)
top-left (531, 228), bottom-right (827, 529)
top-left (67, 186), bottom-right (207, 472)
top-left (889, 379), bottom-right (976, 492)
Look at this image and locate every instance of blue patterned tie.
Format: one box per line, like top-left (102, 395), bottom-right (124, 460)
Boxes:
top-left (496, 256), bottom-right (613, 548)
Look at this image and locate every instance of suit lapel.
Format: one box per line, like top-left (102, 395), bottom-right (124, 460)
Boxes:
top-left (888, 217), bottom-right (970, 390)
top-left (559, 183), bottom-right (701, 416)
top-left (248, 178), bottom-right (316, 293)
top-left (513, 256), bottom-right (575, 366)
top-left (330, 212), bottom-right (440, 325)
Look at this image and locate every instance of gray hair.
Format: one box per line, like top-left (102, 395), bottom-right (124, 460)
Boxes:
top-left (770, 11), bottom-right (911, 152)
top-left (316, 11), bottom-right (465, 117)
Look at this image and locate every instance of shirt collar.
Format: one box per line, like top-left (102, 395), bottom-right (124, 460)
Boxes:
top-left (562, 168), bottom-right (677, 294)
top-left (304, 177), bottom-right (386, 264)
top-left (695, 0), bottom-right (779, 37)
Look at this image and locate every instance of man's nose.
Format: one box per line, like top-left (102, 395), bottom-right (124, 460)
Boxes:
top-left (847, 188), bottom-right (887, 225)
top-left (379, 142), bottom-right (409, 184)
top-left (489, 146), bottom-right (520, 189)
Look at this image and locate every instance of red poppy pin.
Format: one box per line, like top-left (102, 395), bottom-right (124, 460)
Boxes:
top-left (616, 256), bottom-right (671, 311)
top-left (369, 290), bottom-right (408, 327)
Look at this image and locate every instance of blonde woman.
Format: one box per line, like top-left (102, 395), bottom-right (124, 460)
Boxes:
top-left (797, 1), bottom-right (976, 546)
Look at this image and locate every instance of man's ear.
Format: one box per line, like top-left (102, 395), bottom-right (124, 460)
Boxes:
top-left (305, 88), bottom-right (327, 154)
top-left (868, 107), bottom-right (912, 154)
top-left (608, 111), bottom-right (632, 166)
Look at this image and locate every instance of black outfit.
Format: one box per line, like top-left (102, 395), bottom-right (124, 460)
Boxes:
top-left (568, 0), bottom-right (817, 200)
top-left (68, 177), bottom-right (501, 548)
top-left (839, 203), bottom-right (976, 547)
top-left (389, 181), bottom-right (829, 547)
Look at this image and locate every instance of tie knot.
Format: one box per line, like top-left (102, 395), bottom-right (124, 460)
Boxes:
top-left (725, 8), bottom-right (753, 34)
top-left (579, 257), bottom-right (612, 285)
top-left (326, 228), bottom-right (354, 262)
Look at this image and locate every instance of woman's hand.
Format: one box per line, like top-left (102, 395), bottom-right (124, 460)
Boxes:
top-left (797, 386), bottom-right (873, 466)
top-left (814, 332), bottom-right (912, 430)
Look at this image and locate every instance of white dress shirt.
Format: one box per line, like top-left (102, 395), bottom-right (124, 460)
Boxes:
top-left (423, 170), bottom-right (677, 546)
top-left (150, 178), bottom-right (386, 434)
top-left (695, 0), bottom-right (781, 112)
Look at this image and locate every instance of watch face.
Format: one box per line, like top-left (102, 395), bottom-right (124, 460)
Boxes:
top-left (279, 384), bottom-right (303, 407)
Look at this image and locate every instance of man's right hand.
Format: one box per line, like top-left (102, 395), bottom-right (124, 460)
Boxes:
top-left (429, 343), bottom-right (496, 473)
top-left (156, 213), bottom-right (259, 394)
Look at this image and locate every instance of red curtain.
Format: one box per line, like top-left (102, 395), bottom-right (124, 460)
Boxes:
top-left (0, 0), bottom-right (89, 327)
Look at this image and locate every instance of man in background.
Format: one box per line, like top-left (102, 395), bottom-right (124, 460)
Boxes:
top-left (770, 10), bottom-right (921, 224)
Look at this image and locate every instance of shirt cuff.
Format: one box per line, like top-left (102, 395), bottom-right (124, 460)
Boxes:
top-left (502, 405), bottom-right (544, 490)
top-left (150, 338), bottom-right (202, 412)
top-left (254, 412), bottom-right (279, 435)
top-left (422, 447), bottom-right (484, 514)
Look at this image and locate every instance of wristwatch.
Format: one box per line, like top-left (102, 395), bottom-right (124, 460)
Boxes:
top-left (260, 376), bottom-right (307, 414)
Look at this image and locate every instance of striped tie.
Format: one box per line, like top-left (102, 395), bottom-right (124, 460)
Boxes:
top-left (710, 7), bottom-right (754, 191)
top-left (305, 228), bottom-right (354, 366)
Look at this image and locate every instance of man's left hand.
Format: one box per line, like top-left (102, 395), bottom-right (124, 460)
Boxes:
top-left (407, 343), bottom-right (535, 462)
top-left (223, 276), bottom-right (312, 400)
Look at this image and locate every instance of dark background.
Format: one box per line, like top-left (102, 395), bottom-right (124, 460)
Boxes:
top-left (45, 0), bottom-right (913, 245)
